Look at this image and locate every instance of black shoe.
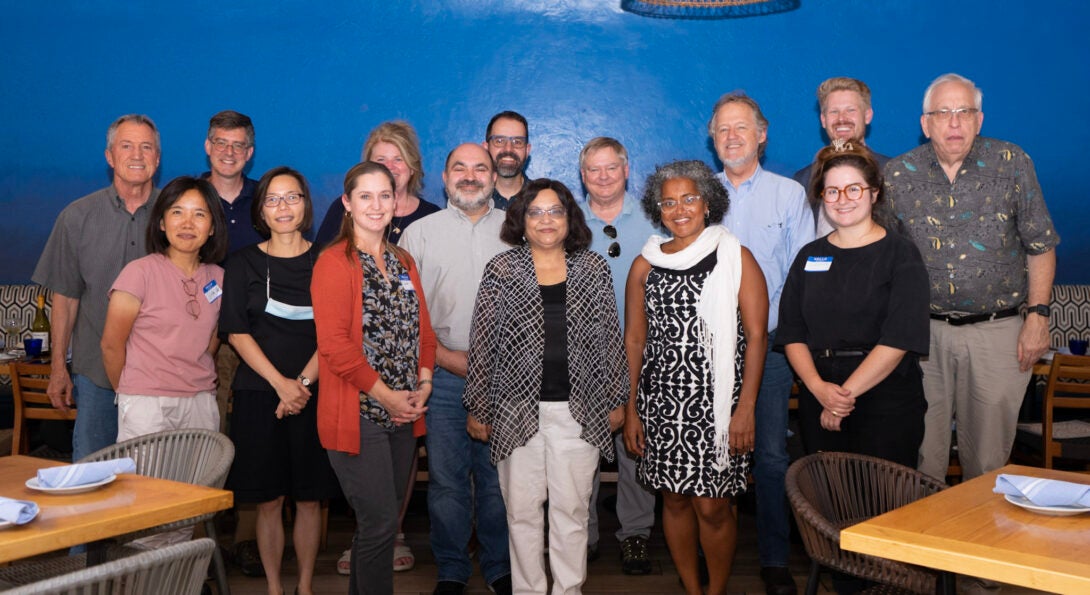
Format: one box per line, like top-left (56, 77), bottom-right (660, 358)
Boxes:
top-left (587, 541), bottom-right (600, 562)
top-left (760, 566), bottom-right (798, 595)
top-left (433, 581), bottom-right (466, 595)
top-left (488, 574), bottom-right (512, 595)
top-left (620, 535), bottom-right (652, 575)
top-left (230, 540), bottom-right (265, 578)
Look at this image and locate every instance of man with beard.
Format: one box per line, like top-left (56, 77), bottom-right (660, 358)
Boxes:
top-left (793, 78), bottom-right (890, 236)
top-left (399, 143), bottom-right (513, 595)
top-left (709, 92), bottom-right (813, 595)
top-left (483, 111), bottom-right (531, 209)
top-left (33, 114), bottom-right (161, 461)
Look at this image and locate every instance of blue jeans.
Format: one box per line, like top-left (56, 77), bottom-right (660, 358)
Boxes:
top-left (425, 368), bottom-right (510, 584)
top-left (72, 374), bottom-right (118, 461)
top-left (753, 338), bottom-right (793, 568)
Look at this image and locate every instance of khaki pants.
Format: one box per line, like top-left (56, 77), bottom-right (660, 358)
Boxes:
top-left (918, 316), bottom-right (1030, 481)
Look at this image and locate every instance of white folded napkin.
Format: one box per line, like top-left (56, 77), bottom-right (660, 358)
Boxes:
top-left (0, 496), bottom-right (39, 524)
top-left (36, 458), bottom-right (137, 489)
top-left (994, 473), bottom-right (1090, 508)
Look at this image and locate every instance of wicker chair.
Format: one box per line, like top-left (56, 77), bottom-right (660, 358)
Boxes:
top-left (2, 538), bottom-right (215, 595)
top-left (0, 429), bottom-right (234, 594)
top-left (79, 428), bottom-right (234, 595)
top-left (785, 452), bottom-right (947, 595)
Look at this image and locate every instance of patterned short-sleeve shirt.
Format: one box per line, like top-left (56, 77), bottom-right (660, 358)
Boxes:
top-left (884, 137), bottom-right (1059, 314)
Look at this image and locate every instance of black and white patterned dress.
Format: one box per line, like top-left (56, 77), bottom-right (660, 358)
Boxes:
top-left (636, 251), bottom-right (749, 498)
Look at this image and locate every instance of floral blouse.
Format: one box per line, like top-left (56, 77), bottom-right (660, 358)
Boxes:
top-left (358, 249), bottom-right (420, 427)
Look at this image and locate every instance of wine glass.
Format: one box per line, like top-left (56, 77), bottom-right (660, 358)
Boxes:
top-left (2, 314), bottom-right (22, 354)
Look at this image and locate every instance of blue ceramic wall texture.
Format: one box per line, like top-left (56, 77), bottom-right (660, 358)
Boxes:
top-left (2, 1), bottom-right (1087, 283)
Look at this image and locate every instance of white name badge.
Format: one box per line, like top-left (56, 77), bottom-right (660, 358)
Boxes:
top-left (804, 256), bottom-right (833, 272)
top-left (398, 273), bottom-right (415, 291)
top-left (203, 279), bottom-right (223, 303)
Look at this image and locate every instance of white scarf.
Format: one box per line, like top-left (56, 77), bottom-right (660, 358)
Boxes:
top-left (641, 225), bottom-right (741, 470)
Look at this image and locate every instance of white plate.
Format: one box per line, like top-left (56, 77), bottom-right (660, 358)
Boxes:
top-left (0, 353), bottom-right (18, 362)
top-left (25, 474), bottom-right (117, 495)
top-left (1004, 494), bottom-right (1090, 516)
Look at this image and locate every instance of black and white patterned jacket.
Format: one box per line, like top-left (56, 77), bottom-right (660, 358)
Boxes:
top-left (464, 246), bottom-right (630, 465)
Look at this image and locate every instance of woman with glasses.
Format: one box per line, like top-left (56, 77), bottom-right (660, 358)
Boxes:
top-left (220, 166), bottom-right (337, 595)
top-left (464, 179), bottom-right (628, 594)
top-left (776, 141), bottom-right (929, 468)
top-left (312, 161), bottom-right (436, 595)
top-left (623, 161), bottom-right (768, 595)
top-left (315, 121), bottom-right (440, 248)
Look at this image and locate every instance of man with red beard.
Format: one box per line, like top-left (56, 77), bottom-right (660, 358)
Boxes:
top-left (399, 143), bottom-right (513, 595)
top-left (483, 111), bottom-right (531, 209)
top-left (33, 114), bottom-right (161, 461)
top-left (794, 78), bottom-right (890, 236)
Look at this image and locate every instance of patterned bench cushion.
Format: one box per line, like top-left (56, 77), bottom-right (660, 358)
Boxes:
top-left (0, 285), bottom-right (53, 386)
top-left (1051, 284), bottom-right (1090, 349)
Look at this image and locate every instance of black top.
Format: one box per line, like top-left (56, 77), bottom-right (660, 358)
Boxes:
top-left (539, 281), bottom-right (571, 402)
top-left (775, 233), bottom-right (930, 355)
top-left (314, 197), bottom-right (441, 248)
top-left (220, 243), bottom-right (320, 391)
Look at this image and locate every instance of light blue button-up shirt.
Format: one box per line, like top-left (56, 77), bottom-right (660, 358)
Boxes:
top-left (580, 194), bottom-right (659, 331)
top-left (718, 165), bottom-right (813, 331)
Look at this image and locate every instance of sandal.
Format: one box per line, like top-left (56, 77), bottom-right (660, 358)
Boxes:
top-left (393, 532), bottom-right (415, 572)
top-left (337, 548), bottom-right (351, 576)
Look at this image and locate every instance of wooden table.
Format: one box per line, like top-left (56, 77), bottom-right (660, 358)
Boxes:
top-left (0, 455), bottom-right (233, 563)
top-left (841, 464), bottom-right (1090, 594)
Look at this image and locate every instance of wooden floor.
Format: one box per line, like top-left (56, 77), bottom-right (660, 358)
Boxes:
top-left (220, 486), bottom-right (830, 595)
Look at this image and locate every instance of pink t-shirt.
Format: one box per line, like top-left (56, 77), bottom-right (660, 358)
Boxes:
top-left (110, 254), bottom-right (224, 397)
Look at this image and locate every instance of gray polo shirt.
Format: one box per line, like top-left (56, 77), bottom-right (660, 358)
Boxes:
top-left (398, 201), bottom-right (510, 351)
top-left (32, 185), bottom-right (157, 388)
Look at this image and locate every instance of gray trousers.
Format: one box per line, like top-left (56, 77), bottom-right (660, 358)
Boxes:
top-left (588, 433), bottom-right (656, 545)
top-left (327, 418), bottom-right (415, 595)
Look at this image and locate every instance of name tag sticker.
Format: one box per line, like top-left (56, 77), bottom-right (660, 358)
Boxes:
top-left (203, 279), bottom-right (223, 303)
top-left (398, 273), bottom-right (415, 291)
top-left (804, 256), bottom-right (833, 272)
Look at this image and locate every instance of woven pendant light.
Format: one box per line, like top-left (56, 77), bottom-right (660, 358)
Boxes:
top-left (621, 0), bottom-right (799, 19)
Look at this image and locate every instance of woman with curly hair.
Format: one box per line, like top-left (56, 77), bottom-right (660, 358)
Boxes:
top-left (623, 160), bottom-right (768, 595)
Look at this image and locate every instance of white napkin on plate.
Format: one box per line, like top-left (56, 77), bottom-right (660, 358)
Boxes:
top-left (994, 473), bottom-right (1090, 508)
top-left (0, 496), bottom-right (39, 524)
top-left (36, 458), bottom-right (137, 489)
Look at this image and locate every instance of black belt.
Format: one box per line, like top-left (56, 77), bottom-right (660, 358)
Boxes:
top-left (812, 348), bottom-right (869, 359)
top-left (929, 308), bottom-right (1020, 326)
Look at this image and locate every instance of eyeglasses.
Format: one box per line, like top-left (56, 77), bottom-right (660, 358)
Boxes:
top-left (181, 279), bottom-right (200, 320)
top-left (923, 108), bottom-right (980, 122)
top-left (487, 135), bottom-right (528, 149)
top-left (263, 193), bottom-right (304, 207)
top-left (658, 195), bottom-right (702, 211)
top-left (526, 207), bottom-right (566, 220)
top-left (821, 183), bottom-right (873, 203)
top-left (210, 138), bottom-right (251, 153)
top-left (603, 225), bottom-right (620, 258)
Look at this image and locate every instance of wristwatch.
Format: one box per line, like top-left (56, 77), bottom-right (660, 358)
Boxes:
top-left (1028, 304), bottom-right (1051, 318)
top-left (297, 375), bottom-right (312, 387)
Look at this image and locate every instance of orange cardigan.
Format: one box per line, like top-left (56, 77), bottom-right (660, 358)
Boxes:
top-left (311, 241), bottom-right (437, 455)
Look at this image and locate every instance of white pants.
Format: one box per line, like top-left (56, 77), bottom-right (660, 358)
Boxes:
top-left (116, 391), bottom-right (220, 549)
top-left (497, 402), bottom-right (600, 595)
top-left (116, 391), bottom-right (220, 442)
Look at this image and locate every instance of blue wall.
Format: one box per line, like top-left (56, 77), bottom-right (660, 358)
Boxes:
top-left (3, 1), bottom-right (1088, 283)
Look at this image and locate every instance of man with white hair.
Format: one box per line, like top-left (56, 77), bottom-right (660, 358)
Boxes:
top-left (884, 73), bottom-right (1059, 483)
